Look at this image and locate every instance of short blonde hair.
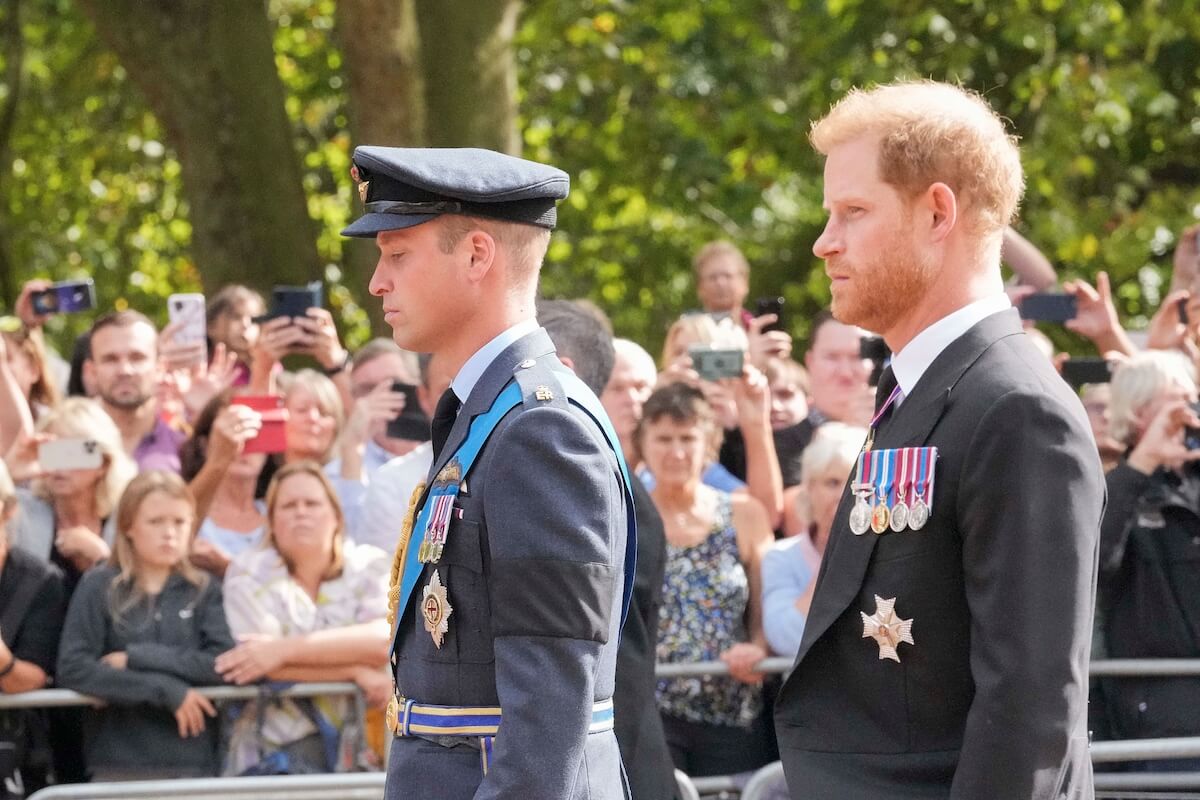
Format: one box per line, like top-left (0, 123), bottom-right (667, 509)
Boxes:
top-left (437, 215), bottom-right (551, 285)
top-left (33, 397), bottom-right (137, 519)
top-left (801, 422), bottom-right (867, 485)
top-left (278, 368), bottom-right (344, 463)
top-left (692, 240), bottom-right (749, 278)
top-left (810, 80), bottom-right (1024, 236)
top-left (1109, 351), bottom-right (1197, 447)
top-left (661, 313), bottom-right (749, 369)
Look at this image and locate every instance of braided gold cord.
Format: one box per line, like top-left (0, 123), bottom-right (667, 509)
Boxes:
top-left (387, 481), bottom-right (427, 629)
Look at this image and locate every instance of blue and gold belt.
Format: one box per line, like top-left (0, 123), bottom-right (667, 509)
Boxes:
top-left (387, 695), bottom-right (615, 774)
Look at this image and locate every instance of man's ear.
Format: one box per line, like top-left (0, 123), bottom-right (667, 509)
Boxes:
top-left (82, 358), bottom-right (96, 388)
top-left (926, 182), bottom-right (957, 243)
top-left (463, 229), bottom-right (498, 283)
top-left (558, 355), bottom-right (576, 373)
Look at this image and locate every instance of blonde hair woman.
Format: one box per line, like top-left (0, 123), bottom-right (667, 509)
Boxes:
top-left (56, 470), bottom-right (234, 780)
top-left (217, 461), bottom-right (391, 774)
top-left (9, 397), bottom-right (136, 593)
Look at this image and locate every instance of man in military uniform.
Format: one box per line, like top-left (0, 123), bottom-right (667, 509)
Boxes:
top-left (774, 82), bottom-right (1105, 799)
top-left (343, 147), bottom-right (635, 799)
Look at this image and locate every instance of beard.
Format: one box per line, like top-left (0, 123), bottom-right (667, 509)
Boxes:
top-left (101, 381), bottom-right (153, 410)
top-left (828, 226), bottom-right (937, 336)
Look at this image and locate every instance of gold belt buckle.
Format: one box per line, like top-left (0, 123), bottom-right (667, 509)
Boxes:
top-left (386, 692), bottom-right (406, 736)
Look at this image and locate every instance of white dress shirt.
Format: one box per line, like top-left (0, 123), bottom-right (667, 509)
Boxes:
top-left (889, 294), bottom-right (1012, 404)
top-left (451, 319), bottom-right (540, 405)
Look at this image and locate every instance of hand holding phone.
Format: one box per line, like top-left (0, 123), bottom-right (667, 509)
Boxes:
top-left (1019, 293), bottom-right (1078, 323)
top-left (386, 381), bottom-right (431, 441)
top-left (229, 395), bottom-right (288, 454)
top-left (254, 281), bottom-right (324, 323)
top-left (753, 296), bottom-right (786, 333)
top-left (29, 279), bottom-right (97, 316)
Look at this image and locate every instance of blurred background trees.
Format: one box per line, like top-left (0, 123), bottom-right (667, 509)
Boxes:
top-left (1, 0), bottom-right (1198, 356)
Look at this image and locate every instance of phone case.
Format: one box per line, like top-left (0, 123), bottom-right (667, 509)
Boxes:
top-left (168, 294), bottom-right (207, 345)
top-left (38, 439), bottom-right (103, 471)
top-left (231, 396), bottom-right (289, 454)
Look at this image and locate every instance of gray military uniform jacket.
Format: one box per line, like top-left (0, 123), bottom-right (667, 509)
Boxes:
top-left (385, 328), bottom-right (630, 800)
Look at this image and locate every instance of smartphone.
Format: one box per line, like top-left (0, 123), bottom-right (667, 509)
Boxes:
top-left (39, 438), bottom-right (103, 471)
top-left (689, 346), bottom-right (745, 381)
top-left (1019, 293), bottom-right (1078, 322)
top-left (167, 293), bottom-right (207, 347)
top-left (230, 395), bottom-right (288, 454)
top-left (754, 296), bottom-right (786, 333)
top-left (1060, 357), bottom-right (1113, 388)
top-left (386, 381), bottom-right (432, 441)
top-left (859, 335), bottom-right (890, 362)
top-left (30, 279), bottom-right (97, 316)
top-left (1179, 296), bottom-right (1189, 326)
top-left (255, 281), bottom-right (324, 323)
top-left (1187, 401), bottom-right (1200, 451)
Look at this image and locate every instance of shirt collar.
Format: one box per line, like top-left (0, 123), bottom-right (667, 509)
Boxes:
top-left (451, 319), bottom-right (539, 404)
top-left (890, 294), bottom-right (1012, 398)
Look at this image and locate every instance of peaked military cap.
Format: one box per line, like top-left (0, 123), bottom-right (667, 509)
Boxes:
top-left (341, 146), bottom-right (571, 238)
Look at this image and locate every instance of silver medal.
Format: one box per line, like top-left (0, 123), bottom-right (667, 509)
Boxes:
top-left (889, 501), bottom-right (909, 532)
top-left (908, 498), bottom-right (929, 530)
top-left (849, 497), bottom-right (871, 535)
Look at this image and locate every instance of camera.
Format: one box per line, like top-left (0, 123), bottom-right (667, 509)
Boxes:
top-left (689, 346), bottom-right (745, 381)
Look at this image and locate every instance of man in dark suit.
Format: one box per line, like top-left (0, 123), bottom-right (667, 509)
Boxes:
top-left (538, 298), bottom-right (678, 800)
top-left (345, 147), bottom-right (634, 799)
top-left (774, 81), bottom-right (1105, 799)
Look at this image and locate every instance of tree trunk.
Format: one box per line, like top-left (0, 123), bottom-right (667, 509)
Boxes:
top-left (75, 0), bottom-right (321, 294)
top-left (334, 0), bottom-right (426, 333)
top-left (415, 0), bottom-right (522, 154)
top-left (0, 0), bottom-right (24, 306)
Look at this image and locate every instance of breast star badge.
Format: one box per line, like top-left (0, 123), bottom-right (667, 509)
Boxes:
top-left (422, 570), bottom-right (453, 649)
top-left (861, 595), bottom-right (914, 663)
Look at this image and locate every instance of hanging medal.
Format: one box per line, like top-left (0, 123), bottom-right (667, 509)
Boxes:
top-left (870, 449), bottom-right (892, 534)
top-left (890, 448), bottom-right (911, 532)
top-left (909, 447), bottom-right (937, 531)
top-left (849, 450), bottom-right (873, 535)
top-left (418, 459), bottom-right (463, 564)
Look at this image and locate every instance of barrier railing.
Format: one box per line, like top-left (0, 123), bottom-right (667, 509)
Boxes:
top-left (10, 658), bottom-right (1200, 799)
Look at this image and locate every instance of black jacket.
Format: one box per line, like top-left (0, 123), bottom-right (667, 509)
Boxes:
top-left (614, 479), bottom-right (676, 800)
top-left (56, 565), bottom-right (234, 773)
top-left (775, 310), bottom-right (1105, 800)
top-left (1099, 461), bottom-right (1200, 739)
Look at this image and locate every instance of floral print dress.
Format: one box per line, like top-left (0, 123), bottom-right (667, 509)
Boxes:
top-left (656, 491), bottom-right (762, 729)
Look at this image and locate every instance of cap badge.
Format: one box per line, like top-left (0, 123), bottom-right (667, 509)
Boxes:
top-left (861, 595), bottom-right (914, 663)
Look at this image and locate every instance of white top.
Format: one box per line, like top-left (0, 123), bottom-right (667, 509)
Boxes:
top-left (889, 294), bottom-right (1012, 403)
top-left (354, 442), bottom-right (433, 553)
top-left (451, 319), bottom-right (540, 404)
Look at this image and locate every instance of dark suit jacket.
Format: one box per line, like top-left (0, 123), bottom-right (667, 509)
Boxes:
top-left (386, 329), bottom-right (630, 800)
top-left (774, 310), bottom-right (1104, 800)
top-left (614, 479), bottom-right (677, 800)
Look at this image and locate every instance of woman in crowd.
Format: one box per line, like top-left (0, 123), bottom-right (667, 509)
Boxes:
top-left (7, 397), bottom-right (136, 596)
top-left (216, 461), bottom-right (391, 774)
top-left (205, 285), bottom-right (265, 387)
top-left (180, 391), bottom-right (267, 577)
top-left (657, 314), bottom-right (784, 527)
top-left (0, 461), bottom-right (66, 795)
top-left (639, 383), bottom-right (775, 777)
top-left (762, 423), bottom-right (865, 657)
top-left (1097, 351), bottom-right (1200, 768)
top-left (56, 471), bottom-right (234, 780)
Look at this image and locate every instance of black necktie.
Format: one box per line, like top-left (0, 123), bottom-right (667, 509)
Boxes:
top-left (874, 364), bottom-right (898, 415)
top-left (431, 388), bottom-right (461, 460)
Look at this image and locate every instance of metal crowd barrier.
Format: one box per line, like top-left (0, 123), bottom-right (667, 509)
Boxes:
top-left (11, 658), bottom-right (1200, 799)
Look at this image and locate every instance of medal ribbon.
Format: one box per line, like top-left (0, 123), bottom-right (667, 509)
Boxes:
top-left (864, 385), bottom-right (903, 452)
top-left (868, 449), bottom-right (881, 505)
top-left (876, 449), bottom-right (893, 508)
top-left (893, 448), bottom-right (909, 507)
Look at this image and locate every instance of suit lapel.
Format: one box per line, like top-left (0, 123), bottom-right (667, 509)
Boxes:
top-left (425, 328), bottom-right (557, 484)
top-left (793, 309), bottom-right (1025, 667)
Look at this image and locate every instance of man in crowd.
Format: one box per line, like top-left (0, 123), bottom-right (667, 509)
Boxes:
top-left (803, 311), bottom-right (874, 428)
top-left (540, 299), bottom-right (677, 800)
top-left (346, 146), bottom-right (633, 798)
top-left (82, 311), bottom-right (185, 473)
top-left (355, 352), bottom-right (455, 553)
top-left (344, 338), bottom-right (426, 480)
top-left (774, 80), bottom-right (1104, 799)
top-left (599, 338), bottom-right (657, 463)
top-left (694, 240), bottom-right (752, 325)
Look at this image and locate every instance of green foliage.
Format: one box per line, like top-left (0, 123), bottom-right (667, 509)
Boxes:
top-left (3, 0), bottom-right (1199, 361)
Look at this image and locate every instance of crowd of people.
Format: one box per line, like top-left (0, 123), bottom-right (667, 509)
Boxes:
top-left (0, 219), bottom-right (1198, 794)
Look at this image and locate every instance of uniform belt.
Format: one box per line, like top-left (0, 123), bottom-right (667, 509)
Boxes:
top-left (387, 695), bottom-right (615, 738)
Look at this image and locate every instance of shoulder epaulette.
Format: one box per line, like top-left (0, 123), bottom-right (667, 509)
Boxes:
top-left (512, 357), bottom-right (570, 411)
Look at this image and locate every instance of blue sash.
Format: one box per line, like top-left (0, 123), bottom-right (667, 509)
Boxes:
top-left (394, 375), bottom-right (637, 631)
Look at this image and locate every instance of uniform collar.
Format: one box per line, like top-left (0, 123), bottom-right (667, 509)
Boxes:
top-left (451, 319), bottom-right (540, 405)
top-left (890, 294), bottom-right (1011, 399)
